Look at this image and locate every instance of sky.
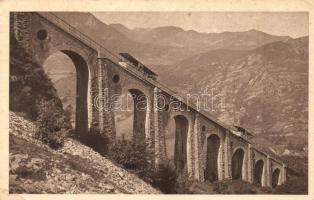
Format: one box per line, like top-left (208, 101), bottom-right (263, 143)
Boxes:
top-left (92, 12), bottom-right (308, 38)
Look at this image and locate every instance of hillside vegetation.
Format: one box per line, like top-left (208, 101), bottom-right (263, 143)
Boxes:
top-left (9, 112), bottom-right (160, 194)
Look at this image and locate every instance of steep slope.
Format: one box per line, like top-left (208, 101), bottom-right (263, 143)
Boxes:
top-left (9, 112), bottom-right (160, 194)
top-left (159, 37), bottom-right (308, 157)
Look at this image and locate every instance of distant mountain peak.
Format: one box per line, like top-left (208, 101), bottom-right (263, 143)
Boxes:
top-left (154, 26), bottom-right (184, 31)
top-left (247, 28), bottom-right (260, 32)
top-left (151, 26), bottom-right (185, 34)
top-left (110, 23), bottom-right (130, 30)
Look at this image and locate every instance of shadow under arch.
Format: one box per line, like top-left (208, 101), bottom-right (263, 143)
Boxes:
top-left (205, 134), bottom-right (220, 182)
top-left (112, 86), bottom-right (150, 144)
top-left (254, 159), bottom-right (264, 186)
top-left (43, 50), bottom-right (89, 136)
top-left (232, 148), bottom-right (245, 180)
top-left (272, 168), bottom-right (281, 188)
top-left (128, 88), bottom-right (148, 143)
top-left (173, 115), bottom-right (189, 173)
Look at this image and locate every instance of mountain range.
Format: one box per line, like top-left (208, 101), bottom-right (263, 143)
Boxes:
top-left (44, 12), bottom-right (308, 159)
top-left (109, 23), bottom-right (291, 51)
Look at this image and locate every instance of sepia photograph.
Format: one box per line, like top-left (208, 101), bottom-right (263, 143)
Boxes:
top-left (7, 8), bottom-right (309, 196)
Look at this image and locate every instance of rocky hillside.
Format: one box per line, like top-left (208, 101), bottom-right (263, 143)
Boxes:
top-left (9, 112), bottom-right (160, 194)
top-left (159, 37), bottom-right (308, 157)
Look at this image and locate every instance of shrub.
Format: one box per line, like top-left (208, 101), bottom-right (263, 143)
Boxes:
top-left (80, 126), bottom-right (110, 156)
top-left (175, 172), bottom-right (194, 194)
top-left (272, 175), bottom-right (308, 194)
top-left (214, 180), bottom-right (256, 194)
top-left (35, 99), bottom-right (72, 149)
top-left (214, 180), bottom-right (232, 194)
top-left (107, 137), bottom-right (187, 193)
top-left (108, 137), bottom-right (153, 174)
top-left (151, 160), bottom-right (178, 194)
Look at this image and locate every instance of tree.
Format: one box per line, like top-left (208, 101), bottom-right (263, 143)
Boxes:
top-left (35, 99), bottom-right (72, 149)
top-left (10, 34), bottom-right (58, 120)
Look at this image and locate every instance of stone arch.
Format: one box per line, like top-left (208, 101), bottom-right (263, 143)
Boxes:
top-left (232, 147), bottom-right (245, 180)
top-left (36, 35), bottom-right (95, 82)
top-left (46, 44), bottom-right (94, 69)
top-left (169, 110), bottom-right (192, 123)
top-left (254, 159), bottom-right (264, 186)
top-left (43, 50), bottom-right (89, 136)
top-left (120, 81), bottom-right (151, 99)
top-left (128, 88), bottom-right (148, 143)
top-left (165, 110), bottom-right (192, 163)
top-left (204, 134), bottom-right (220, 181)
top-left (173, 115), bottom-right (189, 173)
top-left (272, 168), bottom-right (281, 188)
top-left (112, 84), bottom-right (149, 143)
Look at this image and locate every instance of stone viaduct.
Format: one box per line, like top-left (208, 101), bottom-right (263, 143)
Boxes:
top-left (11, 12), bottom-right (288, 188)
